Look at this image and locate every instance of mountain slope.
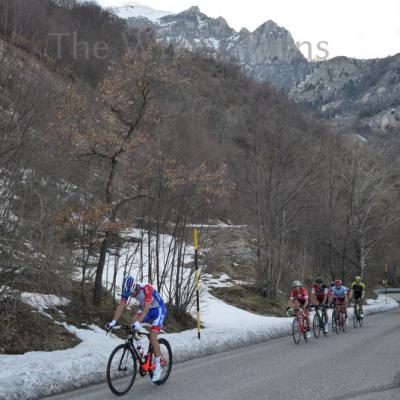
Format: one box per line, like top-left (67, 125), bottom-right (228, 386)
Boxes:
top-left (290, 54), bottom-right (400, 132)
top-left (111, 2), bottom-right (400, 133)
top-left (113, 4), bottom-right (309, 90)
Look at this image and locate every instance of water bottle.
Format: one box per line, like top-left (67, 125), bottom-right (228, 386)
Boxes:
top-left (137, 344), bottom-right (144, 358)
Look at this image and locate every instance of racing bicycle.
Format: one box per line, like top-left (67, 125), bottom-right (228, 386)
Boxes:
top-left (352, 299), bottom-right (364, 328)
top-left (311, 304), bottom-right (328, 338)
top-left (287, 307), bottom-right (309, 345)
top-left (106, 324), bottom-right (172, 396)
top-left (331, 302), bottom-right (347, 334)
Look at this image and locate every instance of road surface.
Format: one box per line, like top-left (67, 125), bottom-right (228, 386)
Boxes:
top-left (44, 308), bottom-right (400, 400)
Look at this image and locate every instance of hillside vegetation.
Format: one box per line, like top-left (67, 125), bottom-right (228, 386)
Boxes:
top-left (1, 0), bottom-right (400, 353)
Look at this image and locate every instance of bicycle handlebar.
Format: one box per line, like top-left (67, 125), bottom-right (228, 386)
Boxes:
top-left (107, 323), bottom-right (148, 340)
top-left (286, 307), bottom-right (304, 317)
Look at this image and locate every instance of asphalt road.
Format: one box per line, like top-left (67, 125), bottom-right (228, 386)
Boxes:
top-left (44, 308), bottom-right (400, 400)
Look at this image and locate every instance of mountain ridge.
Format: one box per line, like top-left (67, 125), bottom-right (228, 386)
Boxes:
top-left (110, 2), bottom-right (400, 133)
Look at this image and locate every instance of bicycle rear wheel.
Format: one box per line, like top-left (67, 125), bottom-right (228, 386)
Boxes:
top-left (292, 318), bottom-right (302, 345)
top-left (107, 344), bottom-right (137, 396)
top-left (149, 338), bottom-right (173, 385)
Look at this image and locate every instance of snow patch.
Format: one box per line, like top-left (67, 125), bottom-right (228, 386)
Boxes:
top-left (109, 2), bottom-right (173, 24)
top-left (20, 292), bottom-right (70, 312)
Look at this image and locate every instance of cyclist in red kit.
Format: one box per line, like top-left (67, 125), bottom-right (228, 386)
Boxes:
top-left (288, 280), bottom-right (311, 338)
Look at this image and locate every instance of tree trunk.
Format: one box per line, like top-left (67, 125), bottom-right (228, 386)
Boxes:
top-left (93, 232), bottom-right (109, 304)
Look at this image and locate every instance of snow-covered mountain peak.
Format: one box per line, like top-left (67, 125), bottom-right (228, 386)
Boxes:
top-left (109, 2), bottom-right (173, 23)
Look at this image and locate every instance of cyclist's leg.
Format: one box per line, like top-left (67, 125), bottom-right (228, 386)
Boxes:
top-left (303, 301), bottom-right (311, 330)
top-left (342, 299), bottom-right (348, 319)
top-left (324, 299), bottom-right (329, 322)
top-left (358, 297), bottom-right (364, 315)
top-left (149, 306), bottom-right (167, 358)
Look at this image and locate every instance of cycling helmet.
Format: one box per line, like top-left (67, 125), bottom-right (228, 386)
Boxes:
top-left (355, 276), bottom-right (361, 283)
top-left (122, 275), bottom-right (136, 298)
top-left (335, 279), bottom-right (342, 286)
top-left (315, 277), bottom-right (324, 284)
top-left (292, 280), bottom-right (302, 287)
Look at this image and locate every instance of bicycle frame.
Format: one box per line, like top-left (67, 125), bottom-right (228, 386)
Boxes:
top-left (353, 299), bottom-right (363, 318)
top-left (294, 308), bottom-right (307, 332)
top-left (112, 326), bottom-right (155, 374)
top-left (333, 304), bottom-right (346, 327)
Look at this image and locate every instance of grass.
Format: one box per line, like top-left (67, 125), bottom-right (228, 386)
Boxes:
top-left (211, 284), bottom-right (288, 317)
top-left (0, 300), bottom-right (79, 355)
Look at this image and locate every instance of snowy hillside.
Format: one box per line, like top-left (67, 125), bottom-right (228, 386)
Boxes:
top-left (108, 1), bottom-right (173, 23)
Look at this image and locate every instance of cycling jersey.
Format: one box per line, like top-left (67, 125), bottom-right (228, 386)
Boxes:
top-left (312, 284), bottom-right (328, 297)
top-left (290, 287), bottom-right (309, 302)
top-left (135, 307), bottom-right (167, 332)
top-left (121, 282), bottom-right (167, 332)
top-left (351, 282), bottom-right (365, 299)
top-left (121, 282), bottom-right (165, 309)
top-left (331, 286), bottom-right (347, 298)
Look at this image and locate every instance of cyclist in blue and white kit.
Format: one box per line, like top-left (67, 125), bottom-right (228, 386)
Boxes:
top-left (106, 276), bottom-right (167, 382)
top-left (329, 279), bottom-right (349, 322)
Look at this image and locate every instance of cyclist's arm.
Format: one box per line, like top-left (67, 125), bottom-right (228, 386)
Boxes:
top-left (112, 302), bottom-right (126, 323)
top-left (322, 288), bottom-right (328, 304)
top-left (136, 302), bottom-right (151, 323)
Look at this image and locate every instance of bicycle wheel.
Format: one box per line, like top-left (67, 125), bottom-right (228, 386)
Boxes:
top-left (353, 306), bottom-right (358, 329)
top-left (332, 309), bottom-right (339, 334)
top-left (359, 313), bottom-right (364, 328)
top-left (149, 338), bottom-right (173, 385)
top-left (341, 313), bottom-right (347, 332)
top-left (313, 313), bottom-right (321, 338)
top-left (107, 344), bottom-right (137, 396)
top-left (292, 318), bottom-right (302, 345)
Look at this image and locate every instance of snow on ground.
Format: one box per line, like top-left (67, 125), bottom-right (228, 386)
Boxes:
top-left (20, 292), bottom-right (70, 311)
top-left (108, 2), bottom-right (173, 23)
top-left (0, 290), bottom-right (397, 400)
top-left (20, 292), bottom-right (71, 319)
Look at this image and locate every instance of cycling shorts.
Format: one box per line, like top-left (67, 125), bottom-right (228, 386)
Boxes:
top-left (316, 295), bottom-right (328, 306)
top-left (293, 298), bottom-right (310, 315)
top-left (136, 305), bottom-right (167, 332)
top-left (333, 297), bottom-right (345, 305)
top-left (353, 291), bottom-right (363, 300)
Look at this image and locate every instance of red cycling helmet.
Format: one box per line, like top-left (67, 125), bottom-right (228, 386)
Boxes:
top-left (335, 279), bottom-right (342, 286)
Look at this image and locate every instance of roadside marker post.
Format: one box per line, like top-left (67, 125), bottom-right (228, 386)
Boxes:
top-left (193, 228), bottom-right (201, 339)
top-left (384, 264), bottom-right (388, 304)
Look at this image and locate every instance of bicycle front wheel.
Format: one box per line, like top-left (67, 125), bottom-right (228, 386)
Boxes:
top-left (341, 314), bottom-right (347, 332)
top-left (107, 343), bottom-right (137, 396)
top-left (292, 318), bottom-right (302, 345)
top-left (149, 338), bottom-right (173, 385)
top-left (353, 306), bottom-right (358, 329)
top-left (332, 309), bottom-right (339, 334)
top-left (312, 314), bottom-right (321, 338)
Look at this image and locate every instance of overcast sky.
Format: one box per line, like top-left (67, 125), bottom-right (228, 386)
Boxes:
top-left (94, 0), bottom-right (400, 60)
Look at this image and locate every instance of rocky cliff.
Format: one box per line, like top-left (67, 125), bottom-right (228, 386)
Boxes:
top-left (112, 3), bottom-right (400, 133)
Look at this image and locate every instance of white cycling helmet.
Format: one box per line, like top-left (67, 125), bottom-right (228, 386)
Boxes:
top-left (292, 280), bottom-right (302, 287)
